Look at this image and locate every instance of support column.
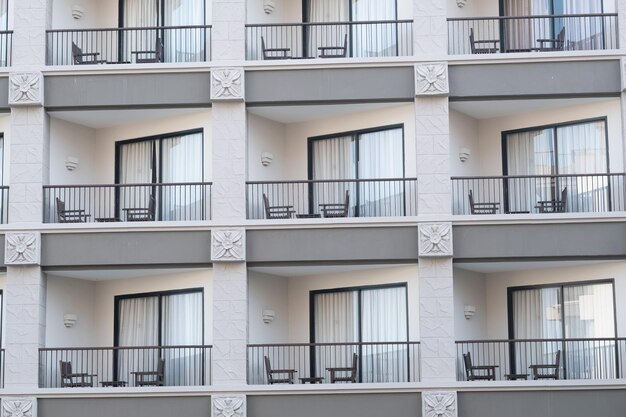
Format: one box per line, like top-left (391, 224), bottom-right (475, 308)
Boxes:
top-left (4, 233), bottom-right (46, 389)
top-left (413, 0), bottom-right (447, 57)
top-left (618, 0), bottom-right (626, 50)
top-left (212, 0), bottom-right (246, 61)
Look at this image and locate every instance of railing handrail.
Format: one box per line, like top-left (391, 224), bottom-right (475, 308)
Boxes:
top-left (246, 19), bottom-right (413, 28)
top-left (447, 13), bottom-right (617, 22)
top-left (40, 344), bottom-right (213, 351)
top-left (451, 173), bottom-right (624, 180)
top-left (247, 177), bottom-right (417, 185)
top-left (44, 181), bottom-right (213, 189)
top-left (47, 25), bottom-right (212, 34)
top-left (457, 337), bottom-right (623, 343)
top-left (0, 30), bottom-right (12, 34)
top-left (248, 341), bottom-right (420, 348)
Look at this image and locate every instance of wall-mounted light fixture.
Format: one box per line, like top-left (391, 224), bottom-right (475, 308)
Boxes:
top-left (72, 5), bottom-right (85, 19)
top-left (65, 156), bottom-right (79, 171)
top-left (261, 152), bottom-right (274, 166)
top-left (464, 305), bottom-right (476, 320)
top-left (456, 0), bottom-right (467, 7)
top-left (459, 147), bottom-right (471, 163)
top-left (64, 313), bottom-right (78, 328)
top-left (263, 0), bottom-right (276, 14)
top-left (262, 309), bottom-right (275, 323)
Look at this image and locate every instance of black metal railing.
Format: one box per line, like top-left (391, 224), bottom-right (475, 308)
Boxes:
top-left (248, 342), bottom-right (420, 384)
top-left (245, 20), bottom-right (413, 60)
top-left (0, 186), bottom-right (9, 224)
top-left (448, 13), bottom-right (617, 55)
top-left (46, 25), bottom-right (211, 65)
top-left (39, 345), bottom-right (212, 388)
top-left (452, 173), bottom-right (625, 215)
top-left (457, 338), bottom-right (626, 381)
top-left (0, 31), bottom-right (12, 66)
top-left (43, 182), bottom-right (212, 223)
top-left (246, 178), bottom-right (418, 219)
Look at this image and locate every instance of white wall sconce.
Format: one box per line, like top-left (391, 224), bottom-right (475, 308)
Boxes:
top-left (63, 313), bottom-right (78, 328)
top-left (65, 156), bottom-right (79, 171)
top-left (464, 305), bottom-right (476, 320)
top-left (71, 5), bottom-right (85, 19)
top-left (262, 309), bottom-right (275, 324)
top-left (261, 152), bottom-right (274, 166)
top-left (459, 147), bottom-right (471, 163)
top-left (456, 0), bottom-right (467, 7)
top-left (263, 0), bottom-right (276, 14)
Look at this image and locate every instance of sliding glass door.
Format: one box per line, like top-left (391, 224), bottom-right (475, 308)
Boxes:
top-left (509, 281), bottom-right (616, 379)
top-left (116, 130), bottom-right (203, 220)
top-left (309, 125), bottom-right (404, 217)
top-left (503, 118), bottom-right (608, 213)
top-left (312, 284), bottom-right (408, 382)
top-left (116, 289), bottom-right (204, 385)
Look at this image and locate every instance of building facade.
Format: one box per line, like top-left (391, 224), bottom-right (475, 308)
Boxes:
top-left (0, 0), bottom-right (624, 416)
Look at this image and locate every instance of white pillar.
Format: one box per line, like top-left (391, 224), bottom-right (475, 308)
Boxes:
top-left (618, 0), bottom-right (626, 50)
top-left (413, 0), bottom-right (447, 57)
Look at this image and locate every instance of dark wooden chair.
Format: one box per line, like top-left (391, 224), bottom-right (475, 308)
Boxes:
top-left (533, 27), bottom-right (566, 52)
top-left (132, 358), bottom-right (165, 386)
top-left (535, 187), bottom-right (567, 213)
top-left (263, 193), bottom-right (295, 219)
top-left (529, 350), bottom-right (561, 380)
top-left (261, 36), bottom-right (291, 60)
top-left (319, 34), bottom-right (348, 58)
top-left (60, 360), bottom-right (95, 387)
top-left (264, 356), bottom-right (297, 384)
top-left (56, 197), bottom-right (91, 223)
top-left (123, 194), bottom-right (156, 221)
top-left (320, 190), bottom-right (350, 218)
top-left (468, 190), bottom-right (499, 214)
top-left (72, 42), bottom-right (107, 65)
top-left (132, 38), bottom-right (164, 63)
top-left (463, 352), bottom-right (498, 381)
top-left (327, 352), bottom-right (358, 383)
top-left (469, 28), bottom-right (499, 54)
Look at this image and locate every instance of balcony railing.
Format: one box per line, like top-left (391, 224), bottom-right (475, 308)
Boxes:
top-left (248, 342), bottom-right (420, 384)
top-left (245, 20), bottom-right (413, 60)
top-left (451, 173), bottom-right (625, 215)
top-left (456, 338), bottom-right (626, 381)
top-left (448, 13), bottom-right (617, 55)
top-left (247, 178), bottom-right (418, 219)
top-left (39, 345), bottom-right (212, 388)
top-left (46, 25), bottom-right (211, 65)
top-left (43, 182), bottom-right (212, 223)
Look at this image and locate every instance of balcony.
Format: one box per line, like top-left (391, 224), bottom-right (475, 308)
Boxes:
top-left (248, 342), bottom-right (420, 384)
top-left (43, 182), bottom-right (212, 223)
top-left (447, 13), bottom-right (618, 55)
top-left (245, 20), bottom-right (413, 60)
top-left (39, 345), bottom-right (212, 388)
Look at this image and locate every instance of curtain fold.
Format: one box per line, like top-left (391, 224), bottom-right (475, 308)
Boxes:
top-left (119, 140), bottom-right (157, 219)
top-left (163, 0), bottom-right (205, 62)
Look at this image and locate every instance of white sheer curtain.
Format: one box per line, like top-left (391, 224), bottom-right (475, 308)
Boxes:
top-left (163, 0), bottom-right (205, 62)
top-left (123, 0), bottom-right (158, 62)
top-left (118, 297), bottom-right (160, 384)
top-left (506, 129), bottom-right (555, 212)
top-left (361, 287), bottom-right (408, 382)
top-left (504, 0), bottom-right (551, 51)
top-left (312, 136), bottom-right (355, 213)
top-left (119, 140), bottom-right (156, 219)
top-left (161, 133), bottom-right (203, 220)
top-left (162, 292), bottom-right (203, 385)
top-left (359, 128), bottom-right (403, 216)
top-left (309, 0), bottom-right (348, 21)
top-left (352, 0), bottom-right (396, 57)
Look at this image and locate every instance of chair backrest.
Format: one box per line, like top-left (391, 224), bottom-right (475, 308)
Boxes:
top-left (350, 352), bottom-right (358, 373)
top-left (468, 190), bottom-right (476, 214)
top-left (155, 38), bottom-right (164, 61)
top-left (556, 27), bottom-right (566, 49)
top-left (261, 36), bottom-right (268, 59)
top-left (463, 352), bottom-right (473, 378)
top-left (554, 350), bottom-right (561, 378)
top-left (559, 187), bottom-right (567, 210)
top-left (262, 193), bottom-right (271, 218)
top-left (341, 190), bottom-right (350, 215)
top-left (59, 360), bottom-right (72, 377)
top-left (71, 42), bottom-right (82, 64)
top-left (264, 356), bottom-right (274, 382)
top-left (469, 28), bottom-right (476, 53)
top-left (148, 194), bottom-right (156, 220)
top-left (56, 197), bottom-right (66, 221)
top-left (156, 358), bottom-right (165, 380)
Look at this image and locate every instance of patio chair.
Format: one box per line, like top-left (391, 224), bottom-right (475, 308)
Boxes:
top-left (535, 187), bottom-right (567, 213)
top-left (261, 36), bottom-right (291, 60)
top-left (327, 352), bottom-right (358, 383)
top-left (463, 352), bottom-right (497, 381)
top-left (320, 190), bottom-right (350, 218)
top-left (123, 194), bottom-right (156, 221)
top-left (72, 42), bottom-right (107, 65)
top-left (468, 190), bottom-right (499, 215)
top-left (469, 28), bottom-right (499, 54)
top-left (59, 360), bottom-right (95, 387)
top-left (319, 34), bottom-right (348, 58)
top-left (264, 356), bottom-right (297, 384)
top-left (529, 350), bottom-right (561, 380)
top-left (56, 197), bottom-right (91, 223)
top-left (263, 193), bottom-right (295, 219)
top-left (532, 27), bottom-right (566, 52)
top-left (131, 358), bottom-right (165, 386)
top-left (132, 37), bottom-right (164, 63)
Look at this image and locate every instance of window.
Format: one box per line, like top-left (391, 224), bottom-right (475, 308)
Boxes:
top-left (114, 288), bottom-right (204, 385)
top-left (508, 280), bottom-right (616, 379)
top-left (115, 130), bottom-right (204, 220)
top-left (308, 125), bottom-right (405, 216)
top-left (310, 284), bottom-right (409, 382)
top-left (305, 0), bottom-right (398, 57)
top-left (502, 118), bottom-right (609, 213)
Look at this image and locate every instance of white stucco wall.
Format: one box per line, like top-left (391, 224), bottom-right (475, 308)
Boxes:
top-left (453, 268), bottom-right (488, 340)
top-left (247, 113), bottom-right (287, 182)
top-left (248, 271), bottom-right (289, 343)
top-left (49, 118), bottom-right (98, 185)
